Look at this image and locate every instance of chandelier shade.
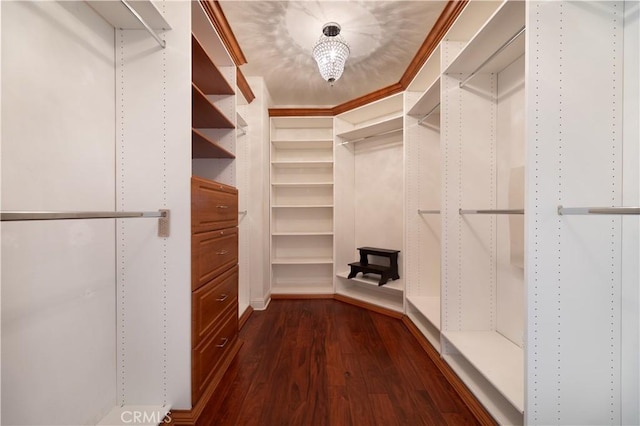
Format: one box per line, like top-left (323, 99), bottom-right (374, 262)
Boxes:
top-left (312, 22), bottom-right (350, 85)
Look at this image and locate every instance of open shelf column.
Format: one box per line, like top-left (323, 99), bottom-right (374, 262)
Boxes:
top-left (270, 117), bottom-right (334, 295)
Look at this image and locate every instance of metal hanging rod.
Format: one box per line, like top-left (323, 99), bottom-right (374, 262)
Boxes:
top-left (120, 0), bottom-right (166, 49)
top-left (459, 26), bottom-right (525, 88)
top-left (418, 209), bottom-right (440, 214)
top-left (340, 128), bottom-right (403, 145)
top-left (557, 206), bottom-right (640, 215)
top-left (239, 210), bottom-right (248, 215)
top-left (459, 208), bottom-right (524, 215)
top-left (1, 210), bottom-right (167, 221)
top-left (417, 103), bottom-right (441, 126)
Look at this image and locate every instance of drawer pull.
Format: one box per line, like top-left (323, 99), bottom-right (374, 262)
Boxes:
top-left (216, 338), bottom-right (229, 348)
top-left (216, 205), bottom-right (229, 209)
top-left (216, 250), bottom-right (228, 255)
top-left (216, 294), bottom-right (228, 302)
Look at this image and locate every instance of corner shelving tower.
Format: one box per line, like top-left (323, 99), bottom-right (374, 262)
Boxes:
top-left (334, 93), bottom-right (405, 313)
top-left (269, 117), bottom-right (334, 294)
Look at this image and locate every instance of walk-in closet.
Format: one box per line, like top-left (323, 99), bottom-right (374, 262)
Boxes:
top-left (2, 0), bottom-right (638, 425)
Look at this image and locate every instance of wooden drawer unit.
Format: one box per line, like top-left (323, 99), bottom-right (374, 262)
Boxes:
top-left (192, 176), bottom-right (238, 234)
top-left (192, 265), bottom-right (238, 347)
top-left (189, 176), bottom-right (240, 411)
top-left (192, 227), bottom-right (238, 291)
top-left (191, 307), bottom-right (238, 403)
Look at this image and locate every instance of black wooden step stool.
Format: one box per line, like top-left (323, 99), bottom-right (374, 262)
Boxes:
top-left (348, 247), bottom-right (400, 286)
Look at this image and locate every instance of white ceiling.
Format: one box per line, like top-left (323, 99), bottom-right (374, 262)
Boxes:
top-left (219, 1), bottom-right (447, 107)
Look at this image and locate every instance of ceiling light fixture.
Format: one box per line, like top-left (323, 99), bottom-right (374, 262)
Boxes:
top-left (312, 22), bottom-right (350, 85)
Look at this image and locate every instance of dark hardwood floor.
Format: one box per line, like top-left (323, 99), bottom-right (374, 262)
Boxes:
top-left (198, 299), bottom-right (480, 425)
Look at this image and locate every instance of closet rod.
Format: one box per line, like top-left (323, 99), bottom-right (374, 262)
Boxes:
top-left (459, 208), bottom-right (524, 215)
top-left (418, 209), bottom-right (440, 214)
top-left (417, 104), bottom-right (441, 126)
top-left (239, 210), bottom-right (248, 215)
top-left (557, 206), bottom-right (640, 215)
top-left (459, 26), bottom-right (525, 88)
top-left (340, 128), bottom-right (403, 145)
top-left (120, 0), bottom-right (166, 49)
top-left (1, 210), bottom-right (167, 221)
top-left (237, 127), bottom-right (247, 136)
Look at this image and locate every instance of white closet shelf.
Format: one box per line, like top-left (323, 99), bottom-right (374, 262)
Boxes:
top-left (272, 257), bottom-right (333, 265)
top-left (271, 182), bottom-right (333, 187)
top-left (271, 140), bottom-right (333, 149)
top-left (445, 0), bottom-right (525, 75)
top-left (336, 271), bottom-right (404, 293)
top-left (87, 1), bottom-right (170, 30)
top-left (272, 232), bottom-right (333, 236)
top-left (272, 283), bottom-right (334, 295)
top-left (408, 79), bottom-right (441, 118)
top-left (272, 204), bottom-right (333, 209)
top-left (442, 330), bottom-right (524, 413)
top-left (271, 161), bottom-right (333, 169)
top-left (236, 112), bottom-right (248, 128)
top-left (336, 115), bottom-right (403, 142)
top-left (406, 295), bottom-right (441, 330)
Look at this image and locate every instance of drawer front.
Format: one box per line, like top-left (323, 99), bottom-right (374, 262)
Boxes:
top-left (192, 265), bottom-right (238, 347)
top-left (192, 228), bottom-right (238, 291)
top-left (192, 308), bottom-right (238, 402)
top-left (192, 177), bottom-right (238, 233)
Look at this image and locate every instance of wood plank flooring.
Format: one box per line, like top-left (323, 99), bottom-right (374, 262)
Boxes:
top-left (197, 299), bottom-right (480, 425)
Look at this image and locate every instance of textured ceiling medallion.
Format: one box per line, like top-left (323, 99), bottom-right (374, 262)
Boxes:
top-left (312, 22), bottom-right (350, 85)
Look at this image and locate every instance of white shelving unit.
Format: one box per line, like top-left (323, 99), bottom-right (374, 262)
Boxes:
top-left (270, 117), bottom-right (334, 295)
top-left (443, 331), bottom-right (524, 412)
top-left (336, 115), bottom-right (403, 144)
top-left (334, 93), bottom-right (405, 313)
top-left (405, 40), bottom-right (443, 350)
top-left (439, 1), bottom-right (525, 424)
top-left (400, 1), bottom-right (640, 424)
top-left (191, 1), bottom-right (237, 186)
top-left (525, 2), bottom-right (639, 425)
top-left (2, 1), bottom-right (194, 423)
top-left (87, 1), bottom-right (170, 31)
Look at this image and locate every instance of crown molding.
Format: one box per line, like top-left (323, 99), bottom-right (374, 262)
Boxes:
top-left (236, 68), bottom-right (255, 104)
top-left (268, 108), bottom-right (334, 117)
top-left (332, 82), bottom-right (404, 116)
top-left (199, 0), bottom-right (247, 66)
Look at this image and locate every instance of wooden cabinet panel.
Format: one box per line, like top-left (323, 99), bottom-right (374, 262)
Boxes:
top-left (192, 265), bottom-right (238, 347)
top-left (190, 175), bottom-right (240, 410)
top-left (192, 176), bottom-right (238, 233)
top-left (192, 308), bottom-right (238, 402)
top-left (192, 228), bottom-right (238, 291)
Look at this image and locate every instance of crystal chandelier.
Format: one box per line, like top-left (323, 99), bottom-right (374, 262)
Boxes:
top-left (312, 22), bottom-right (350, 85)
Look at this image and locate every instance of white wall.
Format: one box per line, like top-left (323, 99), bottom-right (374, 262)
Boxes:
top-left (354, 137), bottom-right (404, 258)
top-left (1, 2), bottom-right (116, 424)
